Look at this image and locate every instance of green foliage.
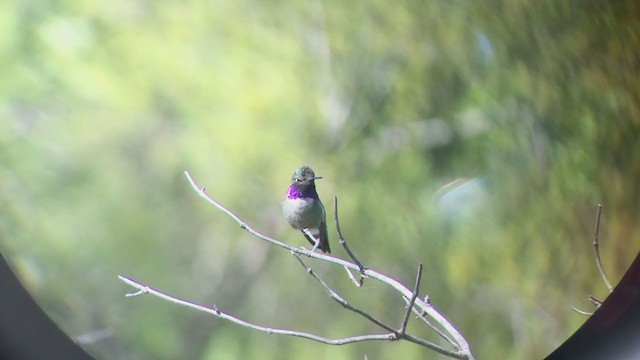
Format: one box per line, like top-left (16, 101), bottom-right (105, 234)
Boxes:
top-left (1, 0), bottom-right (639, 359)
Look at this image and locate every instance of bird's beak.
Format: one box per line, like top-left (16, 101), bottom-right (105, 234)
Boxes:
top-left (312, 176), bottom-right (323, 180)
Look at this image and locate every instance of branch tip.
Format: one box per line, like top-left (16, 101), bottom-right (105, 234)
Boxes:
top-left (344, 266), bottom-right (363, 287)
top-left (333, 196), bottom-right (365, 272)
top-left (400, 264), bottom-right (423, 334)
top-left (587, 295), bottom-right (602, 308)
top-left (571, 305), bottom-right (593, 316)
top-left (125, 289), bottom-right (146, 297)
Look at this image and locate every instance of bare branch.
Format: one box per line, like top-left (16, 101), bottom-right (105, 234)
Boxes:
top-left (410, 305), bottom-right (458, 348)
top-left (178, 171), bottom-right (475, 359)
top-left (570, 205), bottom-right (612, 316)
top-left (118, 275), bottom-right (396, 345)
top-left (400, 264), bottom-right (423, 334)
top-left (291, 254), bottom-right (464, 358)
top-left (334, 196), bottom-right (365, 273)
top-left (587, 295), bottom-right (602, 308)
top-left (571, 306), bottom-right (593, 316)
top-left (570, 294), bottom-right (602, 316)
top-left (291, 254), bottom-right (396, 333)
top-left (592, 204), bottom-right (613, 292)
top-left (344, 266), bottom-right (363, 287)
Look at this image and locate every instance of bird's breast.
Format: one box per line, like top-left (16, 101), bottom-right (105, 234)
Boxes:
top-left (282, 197), bottom-right (321, 229)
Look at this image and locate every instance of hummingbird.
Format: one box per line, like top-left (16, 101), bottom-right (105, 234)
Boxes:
top-left (282, 166), bottom-right (331, 253)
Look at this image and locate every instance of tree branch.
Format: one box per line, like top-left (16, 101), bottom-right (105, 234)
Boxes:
top-left (410, 303), bottom-right (459, 348)
top-left (183, 171), bottom-right (474, 359)
top-left (399, 264), bottom-right (423, 334)
top-left (291, 252), bottom-right (463, 356)
top-left (118, 275), bottom-right (396, 345)
top-left (570, 305), bottom-right (593, 316)
top-left (571, 204), bottom-right (612, 316)
top-left (121, 171), bottom-right (475, 359)
top-left (587, 295), bottom-right (602, 308)
top-left (291, 253), bottom-right (397, 333)
top-left (343, 266), bottom-right (363, 287)
top-left (592, 204), bottom-right (612, 292)
top-left (334, 196), bottom-right (365, 273)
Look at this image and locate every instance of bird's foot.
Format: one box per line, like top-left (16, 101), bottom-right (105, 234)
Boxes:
top-left (310, 241), bottom-right (320, 253)
top-left (302, 228), bottom-right (321, 252)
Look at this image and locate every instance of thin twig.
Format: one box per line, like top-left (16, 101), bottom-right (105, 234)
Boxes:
top-left (118, 275), bottom-right (395, 345)
top-left (410, 306), bottom-right (458, 348)
top-left (570, 294), bottom-right (602, 316)
top-left (587, 295), bottom-right (602, 308)
top-left (344, 266), bottom-right (363, 287)
top-left (570, 306), bottom-right (593, 316)
top-left (291, 254), bottom-right (396, 333)
top-left (182, 171), bottom-right (475, 359)
top-left (334, 196), bottom-right (365, 272)
top-left (291, 255), bottom-right (459, 357)
top-left (592, 204), bottom-right (612, 292)
top-left (399, 264), bottom-right (423, 334)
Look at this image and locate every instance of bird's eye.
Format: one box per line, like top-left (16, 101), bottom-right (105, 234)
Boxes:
top-left (295, 178), bottom-right (302, 182)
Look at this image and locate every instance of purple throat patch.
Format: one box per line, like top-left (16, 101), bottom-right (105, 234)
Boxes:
top-left (286, 185), bottom-right (319, 199)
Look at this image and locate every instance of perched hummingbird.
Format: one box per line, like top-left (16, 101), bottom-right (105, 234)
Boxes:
top-left (282, 166), bottom-right (331, 253)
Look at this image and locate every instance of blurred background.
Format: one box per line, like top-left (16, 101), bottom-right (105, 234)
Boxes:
top-left (1, 0), bottom-right (639, 358)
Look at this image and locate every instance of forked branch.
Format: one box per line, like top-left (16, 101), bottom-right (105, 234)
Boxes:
top-left (119, 171), bottom-right (475, 360)
top-left (118, 275), bottom-right (395, 345)
top-left (571, 204), bottom-right (613, 316)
